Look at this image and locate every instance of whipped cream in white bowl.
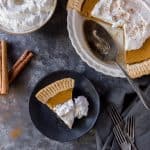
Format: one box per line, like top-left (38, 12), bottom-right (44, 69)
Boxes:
top-left (0, 0), bottom-right (57, 34)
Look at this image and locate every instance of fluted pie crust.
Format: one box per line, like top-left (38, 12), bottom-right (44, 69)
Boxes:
top-left (127, 60), bottom-right (150, 79)
top-left (36, 78), bottom-right (75, 108)
top-left (67, 0), bottom-right (150, 78)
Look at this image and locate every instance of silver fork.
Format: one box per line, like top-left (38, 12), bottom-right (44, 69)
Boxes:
top-left (108, 104), bottom-right (124, 125)
top-left (113, 125), bottom-right (131, 150)
top-left (108, 104), bottom-right (131, 150)
top-left (126, 116), bottom-right (134, 143)
top-left (126, 116), bottom-right (138, 150)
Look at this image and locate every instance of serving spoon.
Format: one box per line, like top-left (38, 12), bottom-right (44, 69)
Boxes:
top-left (83, 20), bottom-right (150, 109)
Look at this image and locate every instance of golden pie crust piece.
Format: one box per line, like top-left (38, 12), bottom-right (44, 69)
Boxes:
top-left (127, 59), bottom-right (150, 79)
top-left (126, 38), bottom-right (150, 79)
top-left (35, 78), bottom-right (75, 108)
top-left (67, 0), bottom-right (98, 17)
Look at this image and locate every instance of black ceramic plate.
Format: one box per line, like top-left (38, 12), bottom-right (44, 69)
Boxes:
top-left (29, 70), bottom-right (100, 142)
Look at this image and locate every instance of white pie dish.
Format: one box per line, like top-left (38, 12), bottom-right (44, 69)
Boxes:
top-left (67, 9), bottom-right (125, 78)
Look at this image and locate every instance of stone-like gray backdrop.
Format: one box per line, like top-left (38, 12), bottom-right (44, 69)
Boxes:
top-left (0, 1), bottom-right (134, 150)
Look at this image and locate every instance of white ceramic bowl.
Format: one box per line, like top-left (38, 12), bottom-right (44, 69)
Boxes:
top-left (67, 9), bottom-right (125, 78)
top-left (0, 0), bottom-right (57, 34)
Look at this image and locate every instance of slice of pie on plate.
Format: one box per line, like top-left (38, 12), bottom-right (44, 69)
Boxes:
top-left (35, 77), bottom-right (89, 129)
top-left (36, 78), bottom-right (75, 129)
top-left (67, 0), bottom-right (150, 78)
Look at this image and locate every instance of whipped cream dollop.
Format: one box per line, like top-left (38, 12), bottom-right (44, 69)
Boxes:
top-left (53, 96), bottom-right (89, 129)
top-left (143, 0), bottom-right (150, 7)
top-left (74, 96), bottom-right (89, 119)
top-left (0, 0), bottom-right (55, 33)
top-left (53, 99), bottom-right (75, 129)
top-left (91, 0), bottom-right (150, 51)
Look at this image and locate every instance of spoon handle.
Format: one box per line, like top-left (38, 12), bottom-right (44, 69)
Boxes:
top-left (116, 62), bottom-right (150, 109)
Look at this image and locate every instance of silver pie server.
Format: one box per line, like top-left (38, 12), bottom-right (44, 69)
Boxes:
top-left (83, 20), bottom-right (150, 109)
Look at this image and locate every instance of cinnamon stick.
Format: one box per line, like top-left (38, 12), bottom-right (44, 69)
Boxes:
top-left (0, 43), bottom-right (2, 94)
top-left (9, 50), bottom-right (33, 83)
top-left (0, 41), bottom-right (9, 94)
top-left (0, 42), bottom-right (3, 94)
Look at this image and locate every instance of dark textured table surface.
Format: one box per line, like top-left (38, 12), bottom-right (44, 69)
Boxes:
top-left (0, 1), bottom-right (143, 150)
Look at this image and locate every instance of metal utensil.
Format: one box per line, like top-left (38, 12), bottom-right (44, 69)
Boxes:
top-left (113, 125), bottom-right (131, 150)
top-left (95, 130), bottom-right (103, 150)
top-left (108, 104), bottom-right (124, 126)
top-left (96, 103), bottom-right (124, 150)
top-left (126, 116), bottom-right (135, 143)
top-left (83, 20), bottom-right (150, 109)
top-left (126, 116), bottom-right (138, 150)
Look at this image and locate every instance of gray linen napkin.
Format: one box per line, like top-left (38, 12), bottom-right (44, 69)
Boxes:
top-left (95, 76), bottom-right (150, 150)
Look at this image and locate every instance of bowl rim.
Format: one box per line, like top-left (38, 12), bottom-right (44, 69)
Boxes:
top-left (67, 9), bottom-right (125, 78)
top-left (0, 0), bottom-right (57, 35)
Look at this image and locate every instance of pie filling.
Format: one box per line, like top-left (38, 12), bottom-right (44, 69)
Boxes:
top-left (46, 89), bottom-right (73, 108)
top-left (81, 0), bottom-right (99, 16)
top-left (125, 38), bottom-right (150, 65)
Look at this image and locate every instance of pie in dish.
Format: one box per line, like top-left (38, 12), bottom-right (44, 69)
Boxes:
top-left (36, 78), bottom-right (89, 129)
top-left (67, 0), bottom-right (150, 78)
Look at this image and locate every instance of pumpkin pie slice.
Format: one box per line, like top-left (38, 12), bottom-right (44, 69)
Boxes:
top-left (125, 38), bottom-right (150, 78)
top-left (36, 78), bottom-right (75, 128)
top-left (67, 0), bottom-right (150, 78)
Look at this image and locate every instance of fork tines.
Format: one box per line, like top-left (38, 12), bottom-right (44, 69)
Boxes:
top-left (126, 116), bottom-right (138, 150)
top-left (113, 125), bottom-right (127, 145)
top-left (108, 104), bottom-right (124, 125)
top-left (126, 116), bottom-right (135, 142)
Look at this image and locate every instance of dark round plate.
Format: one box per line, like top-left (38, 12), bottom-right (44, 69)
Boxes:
top-left (29, 70), bottom-right (100, 142)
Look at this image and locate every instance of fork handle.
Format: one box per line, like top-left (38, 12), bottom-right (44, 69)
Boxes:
top-left (131, 143), bottom-right (138, 150)
top-left (115, 62), bottom-right (150, 110)
top-left (125, 135), bottom-right (138, 150)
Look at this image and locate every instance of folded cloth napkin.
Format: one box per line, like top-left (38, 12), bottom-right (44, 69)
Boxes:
top-left (95, 76), bottom-right (150, 150)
